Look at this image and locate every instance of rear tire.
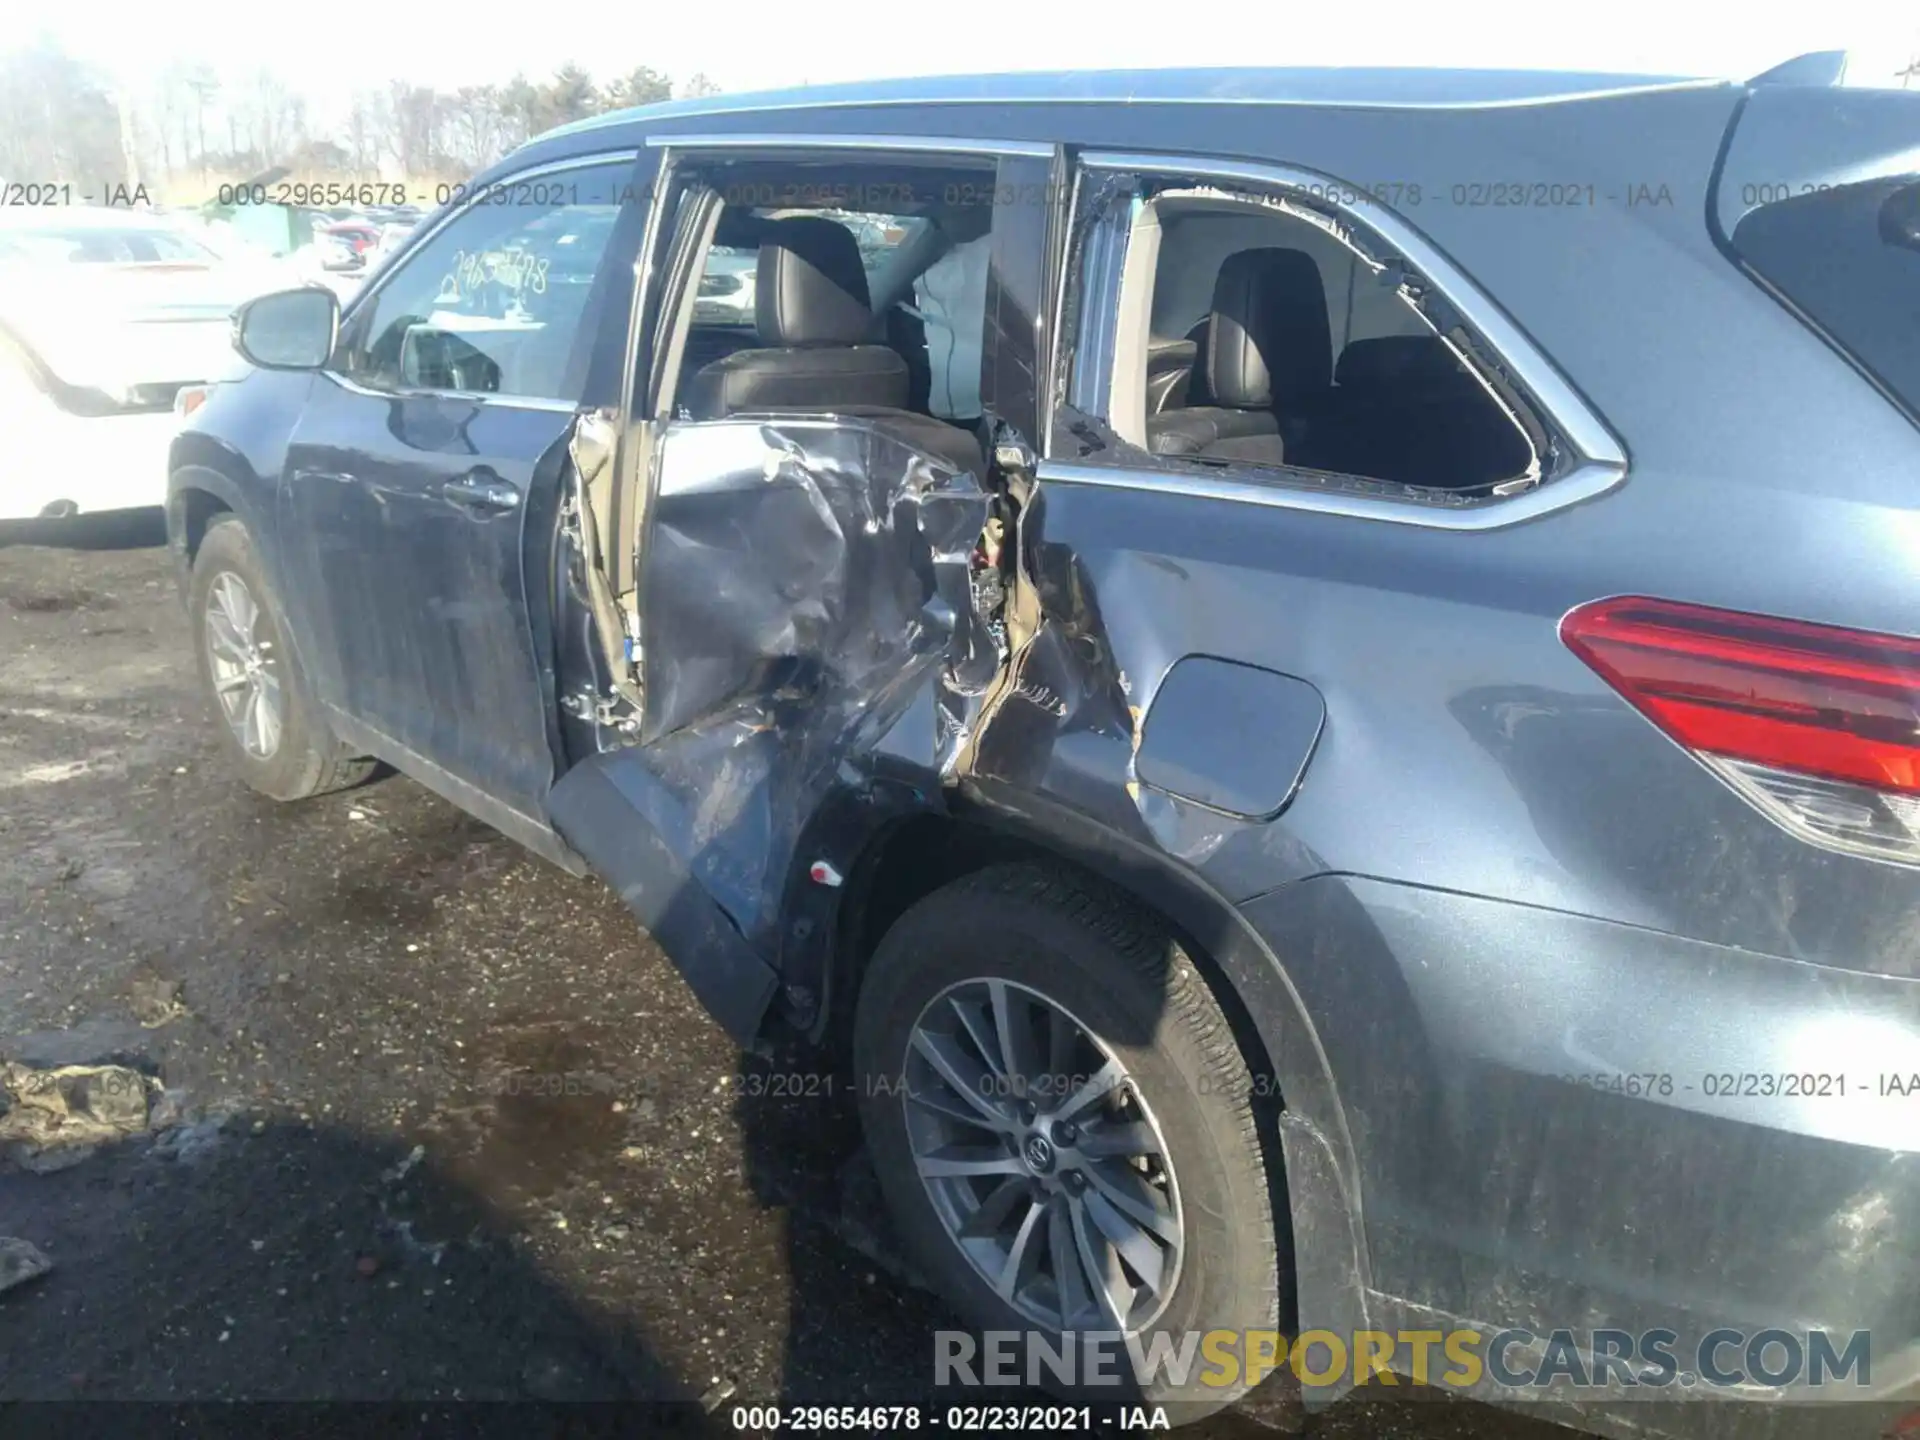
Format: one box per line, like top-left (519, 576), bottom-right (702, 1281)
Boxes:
top-left (853, 863), bottom-right (1284, 1416)
top-left (189, 515), bottom-right (374, 802)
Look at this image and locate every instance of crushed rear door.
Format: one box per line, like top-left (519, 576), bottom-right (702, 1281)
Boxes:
top-left (546, 412), bottom-right (999, 1041)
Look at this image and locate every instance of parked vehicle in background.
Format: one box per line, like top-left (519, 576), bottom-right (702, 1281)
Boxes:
top-left (0, 208), bottom-right (303, 521)
top-left (690, 243), bottom-right (755, 326)
top-left (0, 327), bottom-right (185, 523)
top-left (320, 217), bottom-right (381, 258)
top-left (366, 219), bottom-right (421, 271)
top-left (363, 203), bottom-right (425, 229)
top-left (312, 232), bottom-right (363, 273)
top-left (167, 59), bottom-right (1920, 1438)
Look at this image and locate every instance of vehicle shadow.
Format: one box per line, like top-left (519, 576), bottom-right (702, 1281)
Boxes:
top-left (726, 1031), bottom-right (966, 1411)
top-left (0, 1115), bottom-right (721, 1437)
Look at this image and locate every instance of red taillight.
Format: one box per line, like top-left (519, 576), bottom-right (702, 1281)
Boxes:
top-left (1563, 597), bottom-right (1920, 865)
top-left (1562, 597), bottom-right (1920, 794)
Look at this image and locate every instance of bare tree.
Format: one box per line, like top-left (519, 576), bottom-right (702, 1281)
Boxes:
top-left (385, 81), bottom-right (443, 177)
top-left (0, 42), bottom-right (125, 186)
top-left (605, 65), bottom-right (674, 110)
top-left (344, 92), bottom-right (382, 175)
top-left (1, 38), bottom-right (718, 197)
top-left (540, 65), bottom-right (600, 130)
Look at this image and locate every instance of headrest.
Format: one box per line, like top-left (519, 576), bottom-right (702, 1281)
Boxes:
top-left (1206, 248), bottom-right (1331, 409)
top-left (1335, 335), bottom-right (1473, 391)
top-left (754, 217), bottom-right (873, 347)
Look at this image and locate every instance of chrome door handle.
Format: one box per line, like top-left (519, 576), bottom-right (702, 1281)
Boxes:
top-left (441, 472), bottom-right (521, 514)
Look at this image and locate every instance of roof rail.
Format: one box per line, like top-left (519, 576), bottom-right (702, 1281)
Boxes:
top-left (1747, 50), bottom-right (1849, 87)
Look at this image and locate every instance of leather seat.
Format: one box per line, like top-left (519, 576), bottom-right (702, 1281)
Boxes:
top-left (682, 216), bottom-right (910, 420)
top-left (1146, 248), bottom-right (1331, 466)
top-left (1315, 334), bottom-right (1532, 488)
top-left (681, 216), bottom-right (985, 477)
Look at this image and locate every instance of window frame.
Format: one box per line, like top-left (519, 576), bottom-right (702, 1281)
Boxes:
top-left (1045, 150), bottom-right (1628, 532)
top-left (328, 148), bottom-right (644, 413)
top-left (623, 131), bottom-right (1057, 432)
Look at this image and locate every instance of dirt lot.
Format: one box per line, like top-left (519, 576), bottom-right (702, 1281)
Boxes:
top-left (0, 527), bottom-right (1571, 1438)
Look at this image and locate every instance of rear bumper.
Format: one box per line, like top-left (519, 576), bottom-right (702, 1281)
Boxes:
top-left (1, 405), bottom-right (179, 521)
top-left (1239, 876), bottom-right (1920, 1417)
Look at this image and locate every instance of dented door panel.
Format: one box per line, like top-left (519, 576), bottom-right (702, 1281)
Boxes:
top-left (547, 415), bottom-right (997, 1040)
top-left (965, 482), bottom-right (1333, 900)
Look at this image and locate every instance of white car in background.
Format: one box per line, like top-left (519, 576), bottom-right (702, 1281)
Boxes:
top-left (0, 208), bottom-right (303, 523)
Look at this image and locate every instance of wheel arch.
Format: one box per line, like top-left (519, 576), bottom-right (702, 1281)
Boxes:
top-left (165, 454), bottom-right (250, 576)
top-left (824, 777), bottom-right (1376, 1352)
top-left (168, 456), bottom-right (343, 725)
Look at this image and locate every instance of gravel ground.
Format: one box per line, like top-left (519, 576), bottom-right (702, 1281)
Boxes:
top-left (0, 526), bottom-right (1574, 1439)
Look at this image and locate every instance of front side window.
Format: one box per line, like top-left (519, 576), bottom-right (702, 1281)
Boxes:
top-left (336, 160), bottom-right (633, 402)
top-left (1059, 170), bottom-right (1548, 501)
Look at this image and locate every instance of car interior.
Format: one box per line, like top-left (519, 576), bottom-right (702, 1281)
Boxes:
top-left (1128, 194), bottom-right (1537, 493)
top-left (355, 194), bottom-right (627, 399)
top-left (660, 161), bottom-right (999, 479)
top-left (653, 173), bottom-right (1537, 498)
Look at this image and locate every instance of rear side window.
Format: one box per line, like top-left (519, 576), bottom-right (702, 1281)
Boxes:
top-left (1732, 176), bottom-right (1920, 417)
top-left (1059, 172), bottom-right (1550, 501)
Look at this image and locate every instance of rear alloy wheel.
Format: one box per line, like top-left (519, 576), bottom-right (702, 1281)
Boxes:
top-left (855, 864), bottom-right (1285, 1415)
top-left (902, 977), bottom-right (1184, 1334)
top-left (189, 516), bottom-right (375, 801)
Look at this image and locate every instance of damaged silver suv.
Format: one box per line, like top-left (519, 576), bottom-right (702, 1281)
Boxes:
top-left (168, 60), bottom-right (1920, 1436)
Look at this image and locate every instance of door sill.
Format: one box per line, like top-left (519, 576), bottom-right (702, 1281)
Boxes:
top-left (323, 708), bottom-right (587, 876)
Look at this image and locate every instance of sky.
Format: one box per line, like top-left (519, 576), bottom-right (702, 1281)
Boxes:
top-left (12, 0), bottom-right (1920, 113)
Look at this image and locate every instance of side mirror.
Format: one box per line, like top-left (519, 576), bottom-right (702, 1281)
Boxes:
top-left (233, 287), bottom-right (339, 371)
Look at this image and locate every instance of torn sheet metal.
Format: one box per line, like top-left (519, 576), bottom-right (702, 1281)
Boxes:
top-left (632, 418), bottom-right (996, 744)
top-left (549, 416), bottom-right (993, 1036)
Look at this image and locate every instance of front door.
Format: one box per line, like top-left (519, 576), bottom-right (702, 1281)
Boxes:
top-left (279, 155), bottom-right (645, 838)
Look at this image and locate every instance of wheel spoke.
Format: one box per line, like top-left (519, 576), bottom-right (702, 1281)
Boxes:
top-left (959, 1176), bottom-right (1031, 1238)
top-left (205, 608), bottom-right (249, 664)
top-left (253, 680), bottom-right (282, 755)
top-left (1082, 1183), bottom-right (1168, 1295)
top-left (949, 994), bottom-right (1008, 1081)
top-left (1053, 1058), bottom-right (1123, 1124)
top-left (915, 1144), bottom-right (1025, 1180)
top-left (1066, 1189), bottom-right (1131, 1331)
top-left (907, 1081), bottom-right (1002, 1131)
top-left (989, 979), bottom-right (1039, 1093)
top-left (994, 1195), bottom-right (1046, 1301)
top-left (910, 1029), bottom-right (1009, 1127)
top-left (1048, 1195), bottom-right (1095, 1325)
top-left (1082, 1158), bottom-right (1181, 1243)
top-left (240, 687), bottom-right (263, 756)
top-left (213, 670), bottom-right (251, 694)
top-left (1045, 1005), bottom-right (1079, 1085)
top-left (222, 574), bottom-right (258, 635)
top-left (1074, 1120), bottom-right (1161, 1160)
